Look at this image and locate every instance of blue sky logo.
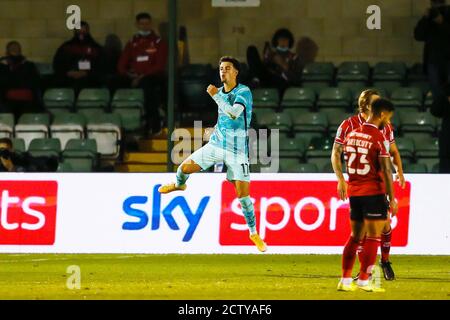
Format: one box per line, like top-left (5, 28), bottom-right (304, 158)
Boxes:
top-left (122, 184), bottom-right (210, 241)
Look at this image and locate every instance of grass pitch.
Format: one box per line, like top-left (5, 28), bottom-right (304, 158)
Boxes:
top-left (0, 254), bottom-right (448, 300)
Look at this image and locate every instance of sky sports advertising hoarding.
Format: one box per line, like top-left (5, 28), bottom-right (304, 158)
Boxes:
top-left (0, 173), bottom-right (448, 255)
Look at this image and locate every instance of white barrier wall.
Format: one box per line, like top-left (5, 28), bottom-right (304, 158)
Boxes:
top-left (0, 173), bottom-right (449, 254)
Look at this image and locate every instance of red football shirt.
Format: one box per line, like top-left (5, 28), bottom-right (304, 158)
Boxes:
top-left (343, 123), bottom-right (391, 197)
top-left (335, 113), bottom-right (395, 146)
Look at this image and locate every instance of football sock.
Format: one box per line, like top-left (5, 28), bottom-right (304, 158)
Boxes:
top-left (176, 165), bottom-right (189, 187)
top-left (342, 236), bottom-right (359, 278)
top-left (239, 196), bottom-right (257, 235)
top-left (357, 237), bottom-right (366, 266)
top-left (359, 237), bottom-right (381, 281)
top-left (381, 228), bottom-right (392, 263)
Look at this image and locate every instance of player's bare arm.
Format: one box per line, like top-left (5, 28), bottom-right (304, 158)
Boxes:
top-left (389, 143), bottom-right (406, 189)
top-left (379, 156), bottom-right (398, 216)
top-left (331, 143), bottom-right (347, 201)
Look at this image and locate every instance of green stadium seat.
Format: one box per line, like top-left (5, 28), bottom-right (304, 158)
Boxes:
top-left (373, 62), bottom-right (407, 81)
top-left (400, 112), bottom-right (436, 141)
top-left (11, 138), bottom-right (25, 153)
top-left (253, 88), bottom-right (279, 108)
top-left (256, 112), bottom-right (291, 132)
top-left (305, 136), bottom-right (334, 169)
top-left (415, 137), bottom-right (439, 158)
top-left (302, 82), bottom-right (331, 91)
top-left (337, 82), bottom-right (366, 92)
top-left (307, 136), bottom-right (334, 152)
top-left (112, 89), bottom-right (145, 105)
top-left (86, 113), bottom-right (122, 158)
top-left (28, 138), bottom-right (61, 158)
top-left (15, 113), bottom-right (50, 149)
top-left (298, 163), bottom-right (319, 173)
top-left (301, 62), bottom-right (334, 83)
top-left (409, 81), bottom-right (431, 96)
top-left (111, 89), bottom-right (145, 131)
top-left (321, 109), bottom-right (352, 134)
top-left (372, 81), bottom-right (403, 96)
top-left (253, 109), bottom-right (274, 127)
top-left (416, 157), bottom-right (440, 173)
top-left (50, 112), bottom-right (86, 149)
top-left (76, 88), bottom-right (110, 116)
top-left (57, 161), bottom-right (74, 172)
top-left (336, 61), bottom-right (370, 82)
top-left (403, 163), bottom-right (428, 173)
top-left (43, 88), bottom-right (75, 113)
top-left (317, 87), bottom-right (352, 108)
top-left (275, 136), bottom-right (308, 159)
top-left (294, 132), bottom-right (323, 145)
top-left (280, 87), bottom-right (316, 109)
top-left (62, 139), bottom-right (98, 172)
top-left (390, 87), bottom-right (423, 111)
top-left (292, 111), bottom-right (328, 134)
top-left (407, 63), bottom-right (427, 82)
top-left (0, 113), bottom-right (15, 138)
top-left (431, 162), bottom-right (440, 173)
top-left (395, 137), bottom-right (415, 162)
top-left (279, 158), bottom-right (299, 173)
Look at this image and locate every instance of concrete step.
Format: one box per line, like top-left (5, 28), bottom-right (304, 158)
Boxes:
top-left (124, 152), bottom-right (167, 164)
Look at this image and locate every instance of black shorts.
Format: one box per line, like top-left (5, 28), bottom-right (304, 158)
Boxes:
top-left (349, 194), bottom-right (388, 222)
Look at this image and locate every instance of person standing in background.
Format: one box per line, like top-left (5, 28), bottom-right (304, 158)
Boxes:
top-left (414, 0), bottom-right (450, 99)
top-left (117, 12), bottom-right (168, 136)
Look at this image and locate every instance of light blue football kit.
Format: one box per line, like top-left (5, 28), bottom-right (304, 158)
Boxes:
top-left (187, 83), bottom-right (253, 182)
top-left (174, 82), bottom-right (257, 235)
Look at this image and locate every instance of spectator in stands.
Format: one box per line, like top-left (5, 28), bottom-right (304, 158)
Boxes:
top-left (247, 28), bottom-right (299, 92)
top-left (117, 12), bottom-right (168, 136)
top-left (0, 138), bottom-right (17, 172)
top-left (430, 83), bottom-right (450, 173)
top-left (0, 138), bottom-right (58, 172)
top-left (414, 0), bottom-right (450, 99)
top-left (52, 21), bottom-right (104, 94)
top-left (0, 41), bottom-right (41, 119)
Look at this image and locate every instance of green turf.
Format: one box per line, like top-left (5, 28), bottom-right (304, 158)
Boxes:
top-left (0, 254), bottom-right (449, 300)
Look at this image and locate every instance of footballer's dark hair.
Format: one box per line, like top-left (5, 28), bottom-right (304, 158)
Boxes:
top-left (136, 12), bottom-right (152, 21)
top-left (371, 98), bottom-right (394, 117)
top-left (219, 56), bottom-right (241, 73)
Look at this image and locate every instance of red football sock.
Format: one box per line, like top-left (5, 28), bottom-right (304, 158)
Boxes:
top-left (342, 236), bottom-right (360, 278)
top-left (359, 237), bottom-right (381, 281)
top-left (381, 228), bottom-right (392, 263)
top-left (357, 236), bottom-right (366, 266)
